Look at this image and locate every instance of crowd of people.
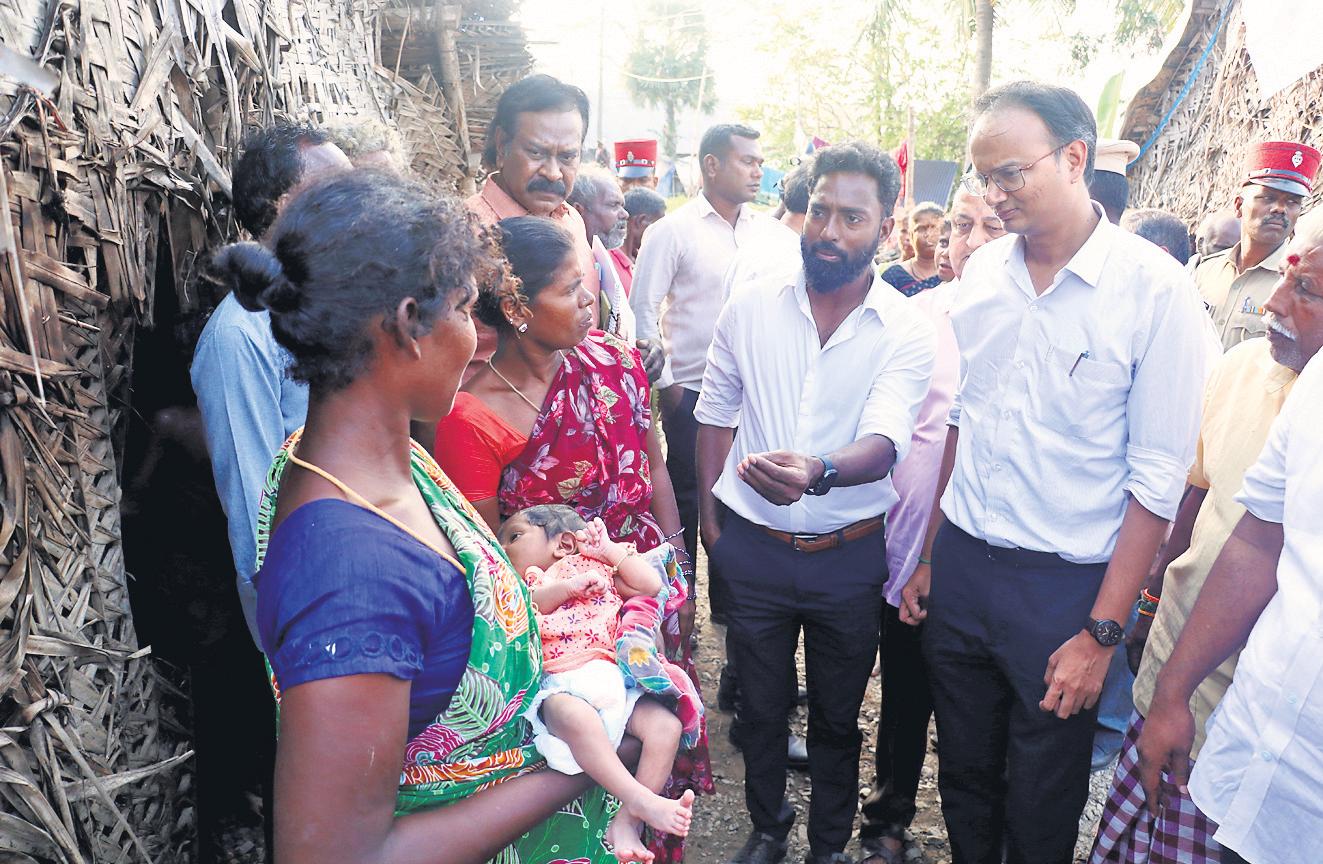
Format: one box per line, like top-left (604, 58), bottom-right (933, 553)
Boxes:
top-left (185, 68), bottom-right (1323, 864)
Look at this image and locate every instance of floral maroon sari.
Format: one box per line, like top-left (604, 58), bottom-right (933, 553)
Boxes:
top-left (498, 331), bottom-right (714, 864)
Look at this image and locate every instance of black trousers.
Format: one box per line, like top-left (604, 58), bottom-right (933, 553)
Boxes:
top-left (860, 602), bottom-right (933, 838)
top-left (922, 522), bottom-right (1106, 864)
top-left (714, 511), bottom-right (887, 857)
top-left (660, 387), bottom-right (700, 587)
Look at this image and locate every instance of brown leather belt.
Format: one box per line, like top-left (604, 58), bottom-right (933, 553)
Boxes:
top-left (761, 515), bottom-right (885, 554)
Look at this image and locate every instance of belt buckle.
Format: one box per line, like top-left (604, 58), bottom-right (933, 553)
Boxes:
top-left (791, 532), bottom-right (820, 553)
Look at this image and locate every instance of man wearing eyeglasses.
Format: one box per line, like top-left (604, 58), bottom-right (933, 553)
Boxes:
top-left (899, 82), bottom-right (1210, 864)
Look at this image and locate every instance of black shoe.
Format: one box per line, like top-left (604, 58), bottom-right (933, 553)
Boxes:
top-left (787, 733), bottom-right (809, 771)
top-left (729, 831), bottom-right (789, 864)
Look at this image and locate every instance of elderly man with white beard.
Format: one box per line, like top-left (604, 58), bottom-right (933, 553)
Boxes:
top-left (569, 164), bottom-right (663, 379)
top-left (1090, 209), bottom-right (1323, 864)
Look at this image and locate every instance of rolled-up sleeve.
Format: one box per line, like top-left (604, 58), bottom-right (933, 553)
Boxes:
top-left (693, 295), bottom-right (743, 428)
top-left (630, 220), bottom-right (680, 389)
top-left (1123, 278), bottom-right (1210, 520)
top-left (1235, 391), bottom-right (1293, 524)
top-left (858, 313), bottom-right (936, 465)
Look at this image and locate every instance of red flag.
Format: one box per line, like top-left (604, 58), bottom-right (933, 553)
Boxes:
top-left (892, 139), bottom-right (909, 205)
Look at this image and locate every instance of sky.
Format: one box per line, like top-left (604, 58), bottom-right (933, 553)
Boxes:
top-left (516, 0), bottom-right (1185, 158)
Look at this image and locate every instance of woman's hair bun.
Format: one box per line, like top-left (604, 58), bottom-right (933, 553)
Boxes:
top-left (212, 241), bottom-right (300, 314)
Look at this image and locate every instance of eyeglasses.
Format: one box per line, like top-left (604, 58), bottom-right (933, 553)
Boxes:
top-left (962, 143), bottom-right (1069, 197)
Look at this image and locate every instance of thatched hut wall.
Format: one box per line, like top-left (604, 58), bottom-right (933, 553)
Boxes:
top-left (0, 0), bottom-right (527, 860)
top-left (1122, 0), bottom-right (1323, 224)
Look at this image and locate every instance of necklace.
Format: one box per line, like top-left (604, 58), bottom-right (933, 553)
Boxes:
top-left (486, 359), bottom-right (542, 412)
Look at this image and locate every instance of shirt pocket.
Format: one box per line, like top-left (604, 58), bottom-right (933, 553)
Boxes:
top-left (1033, 341), bottom-right (1130, 439)
top-left (1226, 309), bottom-right (1268, 343)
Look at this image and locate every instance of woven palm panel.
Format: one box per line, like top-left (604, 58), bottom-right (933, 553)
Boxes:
top-left (1123, 0), bottom-right (1323, 224)
top-left (0, 0), bottom-right (527, 860)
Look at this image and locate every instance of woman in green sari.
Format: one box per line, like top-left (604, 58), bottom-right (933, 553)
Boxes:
top-left (214, 169), bottom-right (638, 864)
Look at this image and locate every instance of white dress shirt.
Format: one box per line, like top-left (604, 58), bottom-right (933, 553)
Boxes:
top-left (630, 192), bottom-right (782, 391)
top-left (694, 269), bottom-right (936, 534)
top-left (1189, 354), bottom-right (1323, 864)
top-left (941, 206), bottom-right (1209, 563)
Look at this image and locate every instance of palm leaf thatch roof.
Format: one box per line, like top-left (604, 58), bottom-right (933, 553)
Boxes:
top-left (0, 0), bottom-right (528, 860)
top-left (1122, 0), bottom-right (1323, 222)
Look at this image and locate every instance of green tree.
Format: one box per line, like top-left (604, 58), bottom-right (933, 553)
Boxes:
top-left (737, 3), bottom-right (970, 171)
top-left (624, 2), bottom-right (717, 161)
top-left (961, 0), bottom-right (1185, 98)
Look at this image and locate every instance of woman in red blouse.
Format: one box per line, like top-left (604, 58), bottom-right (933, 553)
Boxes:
top-left (434, 217), bottom-right (713, 864)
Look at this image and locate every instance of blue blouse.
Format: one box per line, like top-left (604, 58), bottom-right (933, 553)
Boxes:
top-left (256, 499), bottom-right (474, 738)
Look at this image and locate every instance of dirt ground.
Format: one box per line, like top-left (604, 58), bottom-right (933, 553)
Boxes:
top-left (682, 550), bottom-right (1110, 864)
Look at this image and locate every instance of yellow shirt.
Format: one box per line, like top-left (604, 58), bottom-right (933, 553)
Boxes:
top-left (1132, 337), bottom-right (1296, 757)
top-left (1194, 241), bottom-right (1287, 351)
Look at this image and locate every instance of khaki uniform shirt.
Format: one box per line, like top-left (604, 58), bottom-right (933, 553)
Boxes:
top-left (1132, 337), bottom-right (1297, 757)
top-left (1194, 241), bottom-right (1287, 351)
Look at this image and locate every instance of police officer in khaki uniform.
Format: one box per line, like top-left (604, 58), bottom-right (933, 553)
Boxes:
top-left (1194, 140), bottom-right (1319, 351)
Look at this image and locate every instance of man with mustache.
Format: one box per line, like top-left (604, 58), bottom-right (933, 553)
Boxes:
top-left (1133, 210), bottom-right (1323, 864)
top-left (464, 74), bottom-right (601, 379)
top-left (1193, 141), bottom-right (1319, 351)
top-left (901, 82), bottom-right (1210, 864)
top-left (695, 142), bottom-right (935, 864)
top-left (1089, 210), bottom-right (1323, 863)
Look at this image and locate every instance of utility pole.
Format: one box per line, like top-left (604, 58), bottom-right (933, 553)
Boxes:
top-left (596, 0), bottom-right (605, 153)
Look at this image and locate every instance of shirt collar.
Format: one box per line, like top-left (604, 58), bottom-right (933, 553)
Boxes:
top-left (1003, 201), bottom-right (1115, 293)
top-left (695, 190), bottom-right (752, 225)
top-left (781, 268), bottom-right (893, 324)
top-left (480, 174), bottom-right (571, 220)
top-left (1229, 240), bottom-right (1289, 274)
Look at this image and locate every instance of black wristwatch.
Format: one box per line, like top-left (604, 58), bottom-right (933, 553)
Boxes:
top-left (804, 456), bottom-right (838, 496)
top-left (1086, 617), bottom-right (1124, 647)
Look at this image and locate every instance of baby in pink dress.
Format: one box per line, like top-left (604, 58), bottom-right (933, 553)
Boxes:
top-left (498, 505), bottom-right (694, 860)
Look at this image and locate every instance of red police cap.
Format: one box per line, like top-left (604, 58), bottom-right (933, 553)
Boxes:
top-left (615, 139), bottom-right (657, 179)
top-left (1242, 141), bottom-right (1320, 198)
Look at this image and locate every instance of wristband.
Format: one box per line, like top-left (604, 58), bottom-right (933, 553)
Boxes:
top-left (1141, 587), bottom-right (1161, 605)
top-left (1137, 587), bottom-right (1160, 618)
top-left (918, 556), bottom-right (932, 566)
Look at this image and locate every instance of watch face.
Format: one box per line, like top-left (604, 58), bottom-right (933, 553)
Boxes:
top-left (1090, 618), bottom-right (1124, 646)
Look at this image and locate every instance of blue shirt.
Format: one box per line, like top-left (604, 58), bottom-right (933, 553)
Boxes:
top-left (191, 294), bottom-right (309, 643)
top-left (257, 500), bottom-right (474, 738)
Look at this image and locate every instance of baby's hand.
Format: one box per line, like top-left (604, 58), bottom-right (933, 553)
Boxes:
top-left (575, 517), bottom-right (618, 562)
top-left (570, 570), bottom-right (610, 600)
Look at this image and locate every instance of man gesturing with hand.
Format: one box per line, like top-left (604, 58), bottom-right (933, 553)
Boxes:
top-left (695, 143), bottom-right (934, 864)
top-left (897, 82), bottom-right (1209, 864)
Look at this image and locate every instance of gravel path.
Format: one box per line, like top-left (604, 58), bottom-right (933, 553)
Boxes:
top-left (683, 549), bottom-right (1112, 864)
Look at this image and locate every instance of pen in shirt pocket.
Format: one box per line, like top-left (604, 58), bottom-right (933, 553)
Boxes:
top-left (1068, 350), bottom-right (1090, 377)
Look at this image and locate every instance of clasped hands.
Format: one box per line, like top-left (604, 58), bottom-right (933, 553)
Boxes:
top-left (736, 450), bottom-right (821, 506)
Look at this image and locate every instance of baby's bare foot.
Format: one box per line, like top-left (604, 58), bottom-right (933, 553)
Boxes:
top-left (604, 813), bottom-right (653, 863)
top-left (626, 788), bottom-right (694, 838)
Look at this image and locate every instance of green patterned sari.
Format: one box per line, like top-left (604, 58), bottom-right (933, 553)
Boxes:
top-left (256, 430), bottom-right (616, 863)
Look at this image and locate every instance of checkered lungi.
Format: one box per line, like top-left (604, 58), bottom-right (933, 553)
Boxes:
top-left (1089, 711), bottom-right (1222, 864)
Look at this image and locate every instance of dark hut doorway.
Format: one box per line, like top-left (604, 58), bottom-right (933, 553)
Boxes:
top-left (119, 223), bottom-right (273, 864)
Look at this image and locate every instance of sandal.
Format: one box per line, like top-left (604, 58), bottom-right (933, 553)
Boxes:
top-left (860, 826), bottom-right (923, 864)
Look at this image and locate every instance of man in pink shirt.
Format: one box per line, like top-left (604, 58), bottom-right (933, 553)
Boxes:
top-left (464, 74), bottom-right (601, 381)
top-left (858, 188), bottom-right (1005, 864)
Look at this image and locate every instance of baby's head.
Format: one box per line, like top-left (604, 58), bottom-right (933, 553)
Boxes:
top-left (497, 504), bottom-right (586, 575)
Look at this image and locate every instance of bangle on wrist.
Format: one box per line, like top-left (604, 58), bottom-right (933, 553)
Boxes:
top-left (918, 555), bottom-right (932, 566)
top-left (1137, 587), bottom-right (1160, 618)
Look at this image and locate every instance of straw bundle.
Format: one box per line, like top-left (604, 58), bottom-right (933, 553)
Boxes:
top-left (1123, 0), bottom-right (1323, 224)
top-left (0, 0), bottom-right (529, 859)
